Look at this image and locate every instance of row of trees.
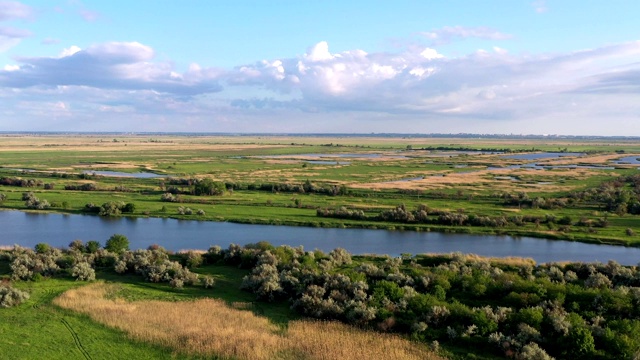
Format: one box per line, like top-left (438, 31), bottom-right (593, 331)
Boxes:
top-left (317, 204), bottom-right (604, 230)
top-left (83, 202), bottom-right (135, 216)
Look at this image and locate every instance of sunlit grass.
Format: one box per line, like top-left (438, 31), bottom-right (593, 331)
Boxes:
top-left (54, 282), bottom-right (441, 360)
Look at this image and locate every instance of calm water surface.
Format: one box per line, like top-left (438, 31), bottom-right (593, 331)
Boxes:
top-left (2, 211), bottom-right (639, 264)
top-left (502, 152), bottom-right (584, 160)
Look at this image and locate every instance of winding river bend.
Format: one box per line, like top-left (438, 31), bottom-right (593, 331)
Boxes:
top-left (2, 210), bottom-right (639, 264)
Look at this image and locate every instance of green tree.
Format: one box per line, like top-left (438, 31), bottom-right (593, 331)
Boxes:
top-left (122, 203), bottom-right (136, 213)
top-left (105, 234), bottom-right (129, 254)
top-left (193, 178), bottom-right (225, 196)
top-left (85, 240), bottom-right (101, 253)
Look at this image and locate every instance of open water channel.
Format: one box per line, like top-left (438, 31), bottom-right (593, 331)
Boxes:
top-left (2, 210), bottom-right (639, 265)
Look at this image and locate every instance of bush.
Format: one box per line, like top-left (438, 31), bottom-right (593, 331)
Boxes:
top-left (34, 243), bottom-right (51, 254)
top-left (99, 201), bottom-right (125, 216)
top-left (203, 276), bottom-right (215, 289)
top-left (105, 234), bottom-right (129, 254)
top-left (86, 241), bottom-right (101, 253)
top-left (122, 203), bottom-right (136, 213)
top-left (71, 262), bottom-right (96, 281)
top-left (0, 286), bottom-right (30, 308)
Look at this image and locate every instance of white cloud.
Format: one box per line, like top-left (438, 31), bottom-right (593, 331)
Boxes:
top-left (420, 48), bottom-right (444, 60)
top-left (0, 41), bottom-right (223, 95)
top-left (0, 2), bottom-right (32, 52)
top-left (220, 40), bottom-right (640, 134)
top-left (305, 41), bottom-right (334, 62)
top-left (59, 45), bottom-right (81, 57)
top-left (1, 37), bottom-right (640, 135)
top-left (420, 26), bottom-right (512, 46)
top-left (0, 1), bottom-right (32, 21)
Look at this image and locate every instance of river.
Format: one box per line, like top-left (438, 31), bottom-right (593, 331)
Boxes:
top-left (1, 210), bottom-right (639, 264)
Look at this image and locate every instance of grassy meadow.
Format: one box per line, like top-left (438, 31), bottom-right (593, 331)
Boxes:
top-left (0, 251), bottom-right (441, 360)
top-left (1, 134), bottom-right (640, 246)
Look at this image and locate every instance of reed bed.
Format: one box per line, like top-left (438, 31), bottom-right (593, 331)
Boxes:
top-left (287, 320), bottom-right (440, 360)
top-left (54, 283), bottom-right (440, 360)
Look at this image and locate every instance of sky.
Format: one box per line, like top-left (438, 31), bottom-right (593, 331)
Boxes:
top-left (0, 1), bottom-right (639, 135)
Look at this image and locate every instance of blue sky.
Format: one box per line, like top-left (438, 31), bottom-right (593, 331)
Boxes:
top-left (0, 0), bottom-right (639, 134)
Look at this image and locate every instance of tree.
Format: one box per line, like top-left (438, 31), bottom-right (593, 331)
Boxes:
top-left (122, 203), bottom-right (136, 213)
top-left (105, 234), bottom-right (129, 254)
top-left (85, 240), bottom-right (101, 253)
top-left (193, 178), bottom-right (225, 196)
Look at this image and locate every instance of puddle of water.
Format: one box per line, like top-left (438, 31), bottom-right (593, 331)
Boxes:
top-left (613, 156), bottom-right (640, 164)
top-left (502, 152), bottom-right (584, 160)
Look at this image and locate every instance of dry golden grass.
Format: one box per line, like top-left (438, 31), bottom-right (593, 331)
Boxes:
top-left (420, 253), bottom-right (536, 267)
top-left (54, 283), bottom-right (441, 360)
top-left (287, 320), bottom-right (440, 360)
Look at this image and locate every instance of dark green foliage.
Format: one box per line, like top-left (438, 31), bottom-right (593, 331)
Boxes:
top-left (105, 234), bottom-right (129, 253)
top-left (193, 178), bottom-right (225, 196)
top-left (85, 240), bottom-right (101, 253)
top-left (122, 203), bottom-right (136, 213)
top-left (34, 243), bottom-right (50, 254)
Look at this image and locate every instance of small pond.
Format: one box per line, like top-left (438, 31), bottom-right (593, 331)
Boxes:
top-left (613, 156), bottom-right (640, 165)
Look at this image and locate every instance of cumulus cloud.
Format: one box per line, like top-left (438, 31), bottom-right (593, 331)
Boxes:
top-left (420, 26), bottom-right (512, 46)
top-left (0, 41), bottom-right (223, 95)
top-left (223, 40), bottom-right (640, 129)
top-left (1, 36), bottom-right (639, 134)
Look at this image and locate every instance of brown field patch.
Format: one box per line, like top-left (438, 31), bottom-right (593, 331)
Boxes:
top-left (54, 283), bottom-right (440, 360)
top-left (351, 168), bottom-right (601, 192)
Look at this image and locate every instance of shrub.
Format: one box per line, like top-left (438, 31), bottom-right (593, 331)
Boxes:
top-left (183, 251), bottom-right (203, 269)
top-left (0, 286), bottom-right (30, 308)
top-left (99, 201), bottom-right (125, 216)
top-left (85, 241), bottom-right (101, 253)
top-left (122, 203), bottom-right (136, 213)
top-left (34, 243), bottom-right (51, 254)
top-left (24, 193), bottom-right (50, 209)
top-left (160, 193), bottom-right (178, 202)
top-left (105, 234), bottom-right (129, 254)
top-left (203, 276), bottom-right (215, 289)
top-left (71, 262), bottom-right (96, 281)
top-left (329, 248), bottom-right (352, 266)
top-left (68, 240), bottom-right (85, 252)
